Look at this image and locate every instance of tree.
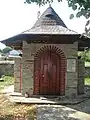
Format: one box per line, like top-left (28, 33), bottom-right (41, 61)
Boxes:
top-left (25, 0), bottom-right (90, 18)
top-left (2, 47), bottom-right (12, 54)
top-left (78, 50), bottom-right (90, 62)
top-left (0, 49), bottom-right (2, 53)
top-left (0, 49), bottom-right (3, 56)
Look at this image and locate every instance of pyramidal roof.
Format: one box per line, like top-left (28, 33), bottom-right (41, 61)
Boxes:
top-left (33, 6), bottom-right (67, 28)
top-left (1, 6), bottom-right (88, 49)
top-left (23, 6), bottom-right (77, 35)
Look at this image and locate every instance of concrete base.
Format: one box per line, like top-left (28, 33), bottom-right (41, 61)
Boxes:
top-left (3, 85), bottom-right (90, 105)
top-left (8, 92), bottom-right (90, 105)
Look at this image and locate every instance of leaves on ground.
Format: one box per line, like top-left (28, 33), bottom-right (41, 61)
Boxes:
top-left (0, 94), bottom-right (36, 120)
top-left (0, 75), bottom-right (36, 119)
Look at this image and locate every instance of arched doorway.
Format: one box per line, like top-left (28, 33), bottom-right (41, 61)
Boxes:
top-left (34, 45), bottom-right (66, 95)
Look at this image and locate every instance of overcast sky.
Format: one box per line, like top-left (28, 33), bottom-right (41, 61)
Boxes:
top-left (0, 0), bottom-right (87, 49)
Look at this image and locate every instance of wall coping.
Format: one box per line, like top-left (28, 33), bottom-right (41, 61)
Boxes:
top-left (0, 61), bottom-right (14, 64)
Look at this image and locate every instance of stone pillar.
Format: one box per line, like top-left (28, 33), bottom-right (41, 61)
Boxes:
top-left (65, 42), bottom-right (78, 97)
top-left (22, 41), bottom-right (34, 96)
top-left (65, 59), bottom-right (78, 97)
top-left (77, 59), bottom-right (85, 95)
top-left (14, 57), bottom-right (22, 93)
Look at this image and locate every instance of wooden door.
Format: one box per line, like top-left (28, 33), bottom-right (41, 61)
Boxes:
top-left (34, 50), bottom-right (60, 95)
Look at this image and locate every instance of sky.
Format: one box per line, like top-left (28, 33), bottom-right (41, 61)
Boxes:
top-left (0, 0), bottom-right (87, 49)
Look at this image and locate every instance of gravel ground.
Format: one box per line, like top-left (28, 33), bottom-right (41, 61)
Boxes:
top-left (66, 97), bottom-right (90, 114)
top-left (37, 105), bottom-right (90, 120)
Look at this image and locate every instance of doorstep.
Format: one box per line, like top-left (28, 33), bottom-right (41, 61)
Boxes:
top-left (8, 92), bottom-right (90, 104)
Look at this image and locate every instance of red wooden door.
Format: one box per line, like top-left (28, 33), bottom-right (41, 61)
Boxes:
top-left (34, 50), bottom-right (60, 95)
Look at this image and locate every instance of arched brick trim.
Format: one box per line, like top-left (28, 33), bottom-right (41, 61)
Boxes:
top-left (35, 45), bottom-right (66, 59)
top-left (34, 45), bottom-right (66, 95)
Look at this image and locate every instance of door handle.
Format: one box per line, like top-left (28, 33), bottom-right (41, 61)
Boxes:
top-left (42, 75), bottom-right (44, 78)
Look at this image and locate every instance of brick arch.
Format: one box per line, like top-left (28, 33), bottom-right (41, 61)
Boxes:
top-left (34, 45), bottom-right (66, 95)
top-left (34, 45), bottom-right (66, 60)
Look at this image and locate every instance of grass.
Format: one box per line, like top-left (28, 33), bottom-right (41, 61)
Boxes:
top-left (0, 76), bottom-right (14, 91)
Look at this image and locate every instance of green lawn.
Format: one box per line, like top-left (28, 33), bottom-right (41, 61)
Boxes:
top-left (0, 76), bottom-right (14, 91)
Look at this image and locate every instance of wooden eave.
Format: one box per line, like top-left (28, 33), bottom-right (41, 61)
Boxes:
top-left (1, 33), bottom-right (90, 51)
top-left (2, 33), bottom-right (81, 44)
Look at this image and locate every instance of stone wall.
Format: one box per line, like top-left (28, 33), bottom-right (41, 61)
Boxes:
top-left (0, 61), bottom-right (14, 77)
top-left (65, 42), bottom-right (78, 97)
top-left (85, 67), bottom-right (90, 77)
top-left (14, 58), bottom-right (22, 92)
top-left (77, 59), bottom-right (85, 95)
top-left (22, 41), bottom-right (34, 95)
top-left (21, 41), bottom-right (78, 96)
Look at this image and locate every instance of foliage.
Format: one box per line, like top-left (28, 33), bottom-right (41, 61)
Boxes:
top-left (78, 50), bottom-right (90, 62)
top-left (84, 20), bottom-right (90, 36)
top-left (85, 61), bottom-right (90, 67)
top-left (0, 49), bottom-right (2, 53)
top-left (85, 77), bottom-right (90, 85)
top-left (0, 49), bottom-right (3, 56)
top-left (25, 0), bottom-right (90, 18)
top-left (68, 0), bottom-right (90, 19)
top-left (25, 0), bottom-right (61, 5)
top-left (2, 47), bottom-right (12, 55)
top-left (0, 47), bottom-right (12, 56)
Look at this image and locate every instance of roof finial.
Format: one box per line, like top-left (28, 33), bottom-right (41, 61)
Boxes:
top-left (49, 3), bottom-right (51, 7)
top-left (37, 11), bottom-right (41, 19)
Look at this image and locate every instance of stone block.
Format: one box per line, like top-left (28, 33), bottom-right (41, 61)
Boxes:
top-left (66, 73), bottom-right (78, 87)
top-left (65, 86), bottom-right (77, 97)
top-left (14, 82), bottom-right (20, 92)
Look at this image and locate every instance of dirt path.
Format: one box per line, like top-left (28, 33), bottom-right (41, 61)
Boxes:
top-left (1, 85), bottom-right (14, 94)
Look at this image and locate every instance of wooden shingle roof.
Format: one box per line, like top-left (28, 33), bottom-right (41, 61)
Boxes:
top-left (23, 7), bottom-right (77, 35)
top-left (33, 7), bottom-right (67, 28)
top-left (23, 25), bottom-right (78, 35)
